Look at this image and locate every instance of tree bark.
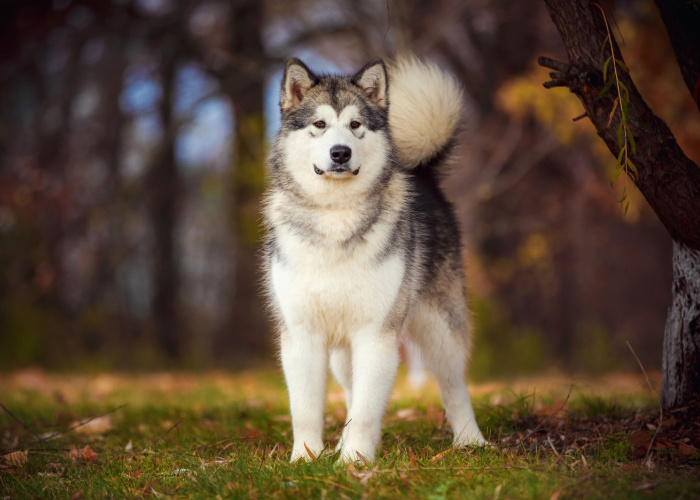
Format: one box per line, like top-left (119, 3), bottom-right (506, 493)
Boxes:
top-left (219, 0), bottom-right (270, 356)
top-left (539, 0), bottom-right (700, 251)
top-left (653, 0), bottom-right (700, 113)
top-left (149, 35), bottom-right (182, 360)
top-left (539, 0), bottom-right (700, 410)
top-left (662, 242), bottom-right (700, 409)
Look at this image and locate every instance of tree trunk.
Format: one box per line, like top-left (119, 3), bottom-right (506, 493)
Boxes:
top-left (149, 36), bottom-right (182, 360)
top-left (218, 0), bottom-right (270, 356)
top-left (539, 0), bottom-right (700, 251)
top-left (662, 242), bottom-right (700, 409)
top-left (653, 0), bottom-right (700, 113)
top-left (539, 0), bottom-right (700, 410)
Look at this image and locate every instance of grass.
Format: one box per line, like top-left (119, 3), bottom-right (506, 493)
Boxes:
top-left (1, 369), bottom-right (698, 499)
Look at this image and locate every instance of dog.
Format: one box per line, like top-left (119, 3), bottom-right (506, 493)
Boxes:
top-left (263, 56), bottom-right (486, 463)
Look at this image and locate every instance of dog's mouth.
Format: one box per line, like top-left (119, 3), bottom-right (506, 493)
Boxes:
top-left (314, 164), bottom-right (360, 176)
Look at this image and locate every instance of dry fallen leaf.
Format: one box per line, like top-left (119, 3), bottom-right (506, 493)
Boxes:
top-left (2, 434), bottom-right (19, 449)
top-left (678, 443), bottom-right (700, 457)
top-left (303, 443), bottom-right (316, 460)
top-left (356, 451), bottom-right (371, 466)
top-left (267, 442), bottom-right (279, 459)
top-left (550, 485), bottom-right (564, 500)
top-left (430, 446), bottom-right (458, 463)
top-left (629, 430), bottom-right (651, 458)
top-left (72, 415), bottom-right (114, 436)
top-left (535, 398), bottom-right (568, 418)
top-left (125, 440), bottom-right (133, 453)
top-left (395, 408), bottom-right (418, 421)
top-left (66, 445), bottom-right (99, 465)
top-left (360, 464), bottom-right (379, 485)
top-left (408, 447), bottom-right (418, 468)
top-left (494, 483), bottom-right (503, 499)
top-left (3, 450), bottom-right (28, 467)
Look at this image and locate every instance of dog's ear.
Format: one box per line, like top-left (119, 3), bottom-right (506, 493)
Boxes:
top-left (352, 59), bottom-right (388, 108)
top-left (280, 58), bottom-right (318, 112)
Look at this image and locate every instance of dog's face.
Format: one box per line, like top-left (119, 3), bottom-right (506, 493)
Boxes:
top-left (275, 59), bottom-right (393, 206)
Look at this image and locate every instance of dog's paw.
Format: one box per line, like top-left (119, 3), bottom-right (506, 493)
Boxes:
top-left (290, 442), bottom-right (324, 462)
top-left (336, 441), bottom-right (375, 465)
top-left (454, 431), bottom-right (490, 448)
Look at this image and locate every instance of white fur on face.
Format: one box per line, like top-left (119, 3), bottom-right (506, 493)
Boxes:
top-left (282, 104), bottom-right (390, 207)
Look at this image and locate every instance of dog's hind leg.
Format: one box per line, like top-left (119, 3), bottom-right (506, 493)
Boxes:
top-left (280, 328), bottom-right (328, 461)
top-left (408, 302), bottom-right (487, 447)
top-left (330, 347), bottom-right (352, 451)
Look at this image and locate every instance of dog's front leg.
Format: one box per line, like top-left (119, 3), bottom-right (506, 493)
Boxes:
top-left (280, 328), bottom-right (327, 462)
top-left (339, 329), bottom-right (399, 463)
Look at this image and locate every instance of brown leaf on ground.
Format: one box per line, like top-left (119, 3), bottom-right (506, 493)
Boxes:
top-left (659, 414), bottom-right (677, 429)
top-left (535, 398), bottom-right (568, 418)
top-left (356, 451), bottom-right (371, 466)
top-left (678, 443), bottom-right (700, 457)
top-left (72, 415), bottom-right (114, 435)
top-left (303, 442), bottom-right (316, 460)
top-left (652, 438), bottom-right (674, 450)
top-left (549, 485), bottom-right (564, 500)
top-left (2, 434), bottom-right (19, 449)
top-left (66, 445), bottom-right (99, 465)
top-left (629, 430), bottom-right (651, 458)
top-left (359, 464), bottom-right (379, 485)
top-left (408, 447), bottom-right (418, 468)
top-left (430, 446), bottom-right (458, 463)
top-left (395, 408), bottom-right (419, 421)
top-left (3, 450), bottom-right (28, 466)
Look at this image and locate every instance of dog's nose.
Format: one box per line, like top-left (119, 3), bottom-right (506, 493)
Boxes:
top-left (330, 145), bottom-right (352, 164)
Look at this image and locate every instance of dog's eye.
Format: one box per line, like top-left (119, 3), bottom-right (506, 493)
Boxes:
top-left (350, 120), bottom-right (361, 129)
top-left (313, 121), bottom-right (326, 129)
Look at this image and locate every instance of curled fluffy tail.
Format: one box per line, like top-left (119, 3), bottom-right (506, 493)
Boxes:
top-left (388, 56), bottom-right (464, 169)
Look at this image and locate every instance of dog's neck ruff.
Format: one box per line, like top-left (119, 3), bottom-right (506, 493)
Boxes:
top-left (266, 172), bottom-right (408, 251)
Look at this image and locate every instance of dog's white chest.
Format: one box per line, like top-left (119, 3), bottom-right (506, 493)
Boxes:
top-left (270, 229), bottom-right (404, 340)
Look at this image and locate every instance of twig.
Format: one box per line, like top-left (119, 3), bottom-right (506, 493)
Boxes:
top-left (320, 419), bottom-right (351, 457)
top-left (524, 385), bottom-right (573, 440)
top-left (626, 341), bottom-right (662, 461)
top-left (367, 465), bottom-right (540, 474)
top-left (0, 402), bottom-right (41, 442)
top-left (45, 404), bottom-right (128, 442)
top-left (547, 435), bottom-right (560, 458)
top-left (572, 112), bottom-right (588, 122)
top-left (538, 56), bottom-right (569, 73)
top-left (626, 341), bottom-right (654, 391)
top-left (152, 418), bottom-right (182, 447)
top-left (0, 404), bottom-right (128, 455)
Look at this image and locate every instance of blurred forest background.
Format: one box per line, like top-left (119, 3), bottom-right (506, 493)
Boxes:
top-left (1, 0), bottom-right (698, 376)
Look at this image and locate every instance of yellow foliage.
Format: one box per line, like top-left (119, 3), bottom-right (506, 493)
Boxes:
top-left (232, 112), bottom-right (267, 245)
top-left (498, 62), bottom-right (653, 219)
top-left (497, 64), bottom-right (595, 146)
top-left (517, 233), bottom-right (552, 271)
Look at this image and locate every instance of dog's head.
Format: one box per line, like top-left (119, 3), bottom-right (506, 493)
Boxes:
top-left (274, 58), bottom-right (394, 204)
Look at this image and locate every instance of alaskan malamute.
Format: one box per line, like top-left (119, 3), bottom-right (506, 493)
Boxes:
top-left (263, 56), bottom-right (486, 463)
